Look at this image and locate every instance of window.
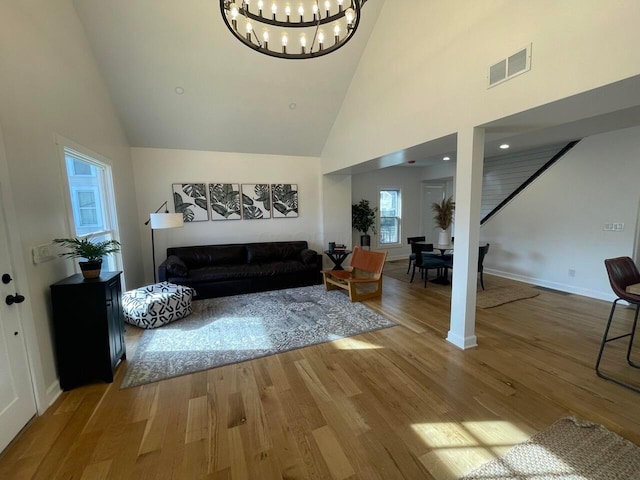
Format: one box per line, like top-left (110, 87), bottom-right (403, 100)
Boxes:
top-left (59, 139), bottom-right (121, 274)
top-left (379, 188), bottom-right (401, 245)
top-left (71, 158), bottom-right (95, 176)
top-left (71, 187), bottom-right (101, 227)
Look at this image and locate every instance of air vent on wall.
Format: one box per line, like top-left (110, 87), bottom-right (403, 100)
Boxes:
top-left (488, 44), bottom-right (532, 88)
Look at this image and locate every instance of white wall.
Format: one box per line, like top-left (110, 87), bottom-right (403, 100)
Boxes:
top-left (351, 166), bottom-right (425, 261)
top-left (131, 148), bottom-right (323, 283)
top-left (480, 126), bottom-right (640, 300)
top-left (322, 0), bottom-right (640, 173)
top-left (0, 0), bottom-right (142, 410)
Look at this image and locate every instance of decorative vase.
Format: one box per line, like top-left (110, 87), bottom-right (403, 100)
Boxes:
top-left (360, 234), bottom-right (371, 248)
top-left (79, 260), bottom-right (102, 279)
top-left (437, 229), bottom-right (451, 247)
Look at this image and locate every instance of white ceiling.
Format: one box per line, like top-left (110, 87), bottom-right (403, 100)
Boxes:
top-left (73, 0), bottom-right (640, 169)
top-left (72, 0), bottom-right (385, 157)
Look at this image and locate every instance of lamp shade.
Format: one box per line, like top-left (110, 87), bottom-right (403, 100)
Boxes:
top-left (149, 213), bottom-right (184, 230)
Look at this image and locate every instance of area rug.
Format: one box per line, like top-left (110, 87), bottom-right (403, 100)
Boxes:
top-left (121, 285), bottom-right (396, 388)
top-left (461, 417), bottom-right (640, 479)
top-left (476, 286), bottom-right (540, 309)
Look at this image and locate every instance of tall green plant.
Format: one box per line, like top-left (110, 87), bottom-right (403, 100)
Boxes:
top-left (432, 196), bottom-right (455, 230)
top-left (352, 199), bottom-right (377, 235)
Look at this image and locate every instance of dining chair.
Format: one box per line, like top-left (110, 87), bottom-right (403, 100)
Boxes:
top-left (441, 243), bottom-right (490, 289)
top-left (410, 242), bottom-right (447, 287)
top-left (406, 236), bottom-right (426, 274)
top-left (596, 257), bottom-right (640, 393)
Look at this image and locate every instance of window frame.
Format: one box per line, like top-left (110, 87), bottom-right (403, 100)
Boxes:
top-left (57, 135), bottom-right (123, 277)
top-left (378, 187), bottom-right (402, 248)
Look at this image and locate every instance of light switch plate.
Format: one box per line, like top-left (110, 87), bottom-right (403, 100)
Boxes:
top-left (32, 243), bottom-right (56, 264)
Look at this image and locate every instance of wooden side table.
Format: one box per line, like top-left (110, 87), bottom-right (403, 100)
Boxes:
top-left (324, 250), bottom-right (352, 270)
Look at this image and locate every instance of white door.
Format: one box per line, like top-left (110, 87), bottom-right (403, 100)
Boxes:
top-left (423, 184), bottom-right (445, 244)
top-left (0, 191), bottom-right (37, 453)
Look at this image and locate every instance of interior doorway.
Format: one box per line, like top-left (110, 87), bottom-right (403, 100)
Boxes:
top-left (422, 184), bottom-right (446, 244)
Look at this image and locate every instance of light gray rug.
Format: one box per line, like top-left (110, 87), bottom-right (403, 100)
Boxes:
top-left (461, 417), bottom-right (640, 479)
top-left (121, 285), bottom-right (396, 388)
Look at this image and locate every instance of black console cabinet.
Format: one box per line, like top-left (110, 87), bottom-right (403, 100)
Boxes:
top-left (50, 271), bottom-right (126, 390)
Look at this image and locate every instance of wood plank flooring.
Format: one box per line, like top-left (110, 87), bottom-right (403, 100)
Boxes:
top-left (1, 261), bottom-right (640, 479)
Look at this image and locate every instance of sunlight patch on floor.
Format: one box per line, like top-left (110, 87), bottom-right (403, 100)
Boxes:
top-left (411, 420), bottom-right (530, 480)
top-left (145, 317), bottom-right (274, 352)
top-left (331, 337), bottom-right (383, 350)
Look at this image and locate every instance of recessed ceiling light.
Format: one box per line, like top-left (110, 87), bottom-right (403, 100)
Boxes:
top-left (499, 144), bottom-right (510, 149)
top-left (175, 86), bottom-right (185, 95)
top-left (443, 156), bottom-right (451, 161)
top-left (289, 103), bottom-right (297, 110)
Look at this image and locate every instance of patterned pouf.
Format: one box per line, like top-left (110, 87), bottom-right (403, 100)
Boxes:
top-left (122, 282), bottom-right (195, 329)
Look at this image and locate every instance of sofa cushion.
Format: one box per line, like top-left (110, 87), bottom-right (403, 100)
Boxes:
top-left (169, 245), bottom-right (247, 267)
top-left (165, 255), bottom-right (189, 277)
top-left (246, 241), bottom-right (305, 264)
top-left (188, 260), bottom-right (314, 282)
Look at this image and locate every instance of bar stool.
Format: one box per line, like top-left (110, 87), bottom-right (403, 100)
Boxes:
top-left (596, 257), bottom-right (640, 393)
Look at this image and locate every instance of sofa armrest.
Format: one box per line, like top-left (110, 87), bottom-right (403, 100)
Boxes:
top-left (158, 255), bottom-right (189, 281)
top-left (158, 259), bottom-right (169, 282)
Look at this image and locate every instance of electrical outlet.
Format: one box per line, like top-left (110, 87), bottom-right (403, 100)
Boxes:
top-left (568, 269), bottom-right (576, 277)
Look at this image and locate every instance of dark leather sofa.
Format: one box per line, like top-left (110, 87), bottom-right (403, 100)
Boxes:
top-left (157, 241), bottom-right (322, 299)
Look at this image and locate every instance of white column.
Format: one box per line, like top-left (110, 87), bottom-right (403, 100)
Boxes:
top-left (447, 127), bottom-right (485, 349)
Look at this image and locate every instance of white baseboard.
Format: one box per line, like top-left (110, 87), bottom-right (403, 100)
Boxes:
top-left (485, 268), bottom-right (615, 302)
top-left (44, 380), bottom-right (62, 413)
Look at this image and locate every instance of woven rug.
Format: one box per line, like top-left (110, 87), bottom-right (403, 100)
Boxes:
top-left (121, 285), bottom-right (395, 388)
top-left (461, 417), bottom-right (640, 479)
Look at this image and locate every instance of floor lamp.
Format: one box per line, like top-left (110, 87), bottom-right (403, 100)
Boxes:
top-left (145, 201), bottom-right (184, 282)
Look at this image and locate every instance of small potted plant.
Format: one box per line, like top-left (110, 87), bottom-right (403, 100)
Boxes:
top-left (432, 196), bottom-right (455, 246)
top-left (352, 199), bottom-right (377, 247)
top-left (53, 237), bottom-right (121, 279)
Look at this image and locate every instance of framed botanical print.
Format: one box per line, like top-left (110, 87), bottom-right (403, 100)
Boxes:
top-left (209, 183), bottom-right (241, 220)
top-left (172, 183), bottom-right (208, 222)
top-left (271, 184), bottom-right (298, 218)
top-left (241, 184), bottom-right (271, 219)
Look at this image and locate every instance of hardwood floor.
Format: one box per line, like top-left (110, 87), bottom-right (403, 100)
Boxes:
top-left (2, 262), bottom-right (640, 479)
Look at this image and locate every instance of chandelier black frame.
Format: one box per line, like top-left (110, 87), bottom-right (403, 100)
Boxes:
top-left (220, 0), bottom-right (367, 59)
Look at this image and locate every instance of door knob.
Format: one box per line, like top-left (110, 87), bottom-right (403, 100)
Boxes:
top-left (5, 294), bottom-right (25, 305)
top-left (2, 273), bottom-right (12, 284)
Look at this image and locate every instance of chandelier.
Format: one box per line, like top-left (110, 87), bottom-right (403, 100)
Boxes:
top-left (220, 1), bottom-right (367, 59)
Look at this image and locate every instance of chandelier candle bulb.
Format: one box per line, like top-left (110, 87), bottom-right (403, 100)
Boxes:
top-left (257, 0), bottom-right (263, 15)
top-left (271, 2), bottom-right (277, 20)
top-left (312, 3), bottom-right (318, 20)
top-left (285, 4), bottom-right (291, 21)
top-left (298, 5), bottom-right (304, 21)
top-left (325, 1), bottom-right (331, 17)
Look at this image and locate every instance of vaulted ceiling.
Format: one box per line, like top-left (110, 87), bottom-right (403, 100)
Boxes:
top-left (72, 0), bottom-right (385, 157)
top-left (73, 0), bottom-right (640, 170)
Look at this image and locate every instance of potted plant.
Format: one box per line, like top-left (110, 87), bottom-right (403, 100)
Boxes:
top-left (352, 199), bottom-right (377, 247)
top-left (432, 196), bottom-right (455, 246)
top-left (54, 237), bottom-right (121, 279)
